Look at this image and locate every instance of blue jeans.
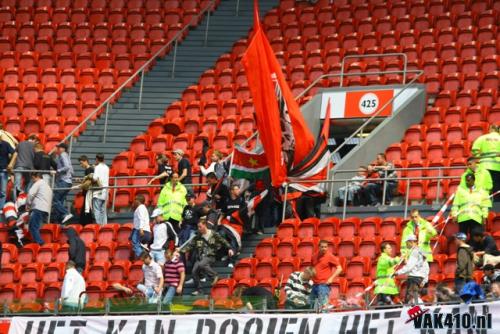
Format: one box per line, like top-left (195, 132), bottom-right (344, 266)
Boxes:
top-left (137, 284), bottom-right (159, 304)
top-left (162, 286), bottom-right (176, 305)
top-left (310, 284), bottom-right (331, 308)
top-left (29, 209), bottom-right (47, 245)
top-left (129, 229), bottom-right (152, 257)
top-left (178, 225), bottom-right (196, 246)
top-left (52, 179), bottom-right (71, 222)
top-left (92, 198), bottom-right (107, 225)
top-left (14, 167), bottom-right (32, 197)
top-left (0, 171), bottom-right (8, 210)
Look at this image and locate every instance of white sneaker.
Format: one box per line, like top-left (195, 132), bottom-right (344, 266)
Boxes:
top-left (228, 263), bottom-right (234, 268)
top-left (200, 278), bottom-right (207, 282)
top-left (62, 214), bottom-right (73, 224)
top-left (185, 278), bottom-right (194, 285)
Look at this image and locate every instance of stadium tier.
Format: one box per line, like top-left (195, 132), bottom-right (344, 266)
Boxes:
top-left (0, 0), bottom-right (217, 151)
top-left (0, 0), bottom-right (499, 332)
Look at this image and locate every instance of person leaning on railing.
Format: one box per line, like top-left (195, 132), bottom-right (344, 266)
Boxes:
top-left (7, 134), bottom-right (38, 197)
top-left (52, 143), bottom-right (74, 224)
top-left (26, 172), bottom-right (53, 245)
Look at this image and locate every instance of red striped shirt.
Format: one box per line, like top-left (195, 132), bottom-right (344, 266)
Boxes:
top-left (163, 260), bottom-right (185, 287)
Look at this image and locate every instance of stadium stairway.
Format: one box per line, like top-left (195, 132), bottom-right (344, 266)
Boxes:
top-left (69, 0), bottom-right (278, 174)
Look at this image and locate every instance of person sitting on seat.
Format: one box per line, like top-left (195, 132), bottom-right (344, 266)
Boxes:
top-left (60, 261), bottom-right (86, 312)
top-left (136, 252), bottom-right (164, 304)
top-left (337, 166), bottom-right (367, 206)
top-left (284, 267), bottom-right (315, 309)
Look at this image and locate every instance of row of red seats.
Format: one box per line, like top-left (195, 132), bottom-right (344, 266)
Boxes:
top-left (0, 259), bottom-right (144, 285)
top-left (1, 67), bottom-right (125, 86)
top-left (0, 0), bottom-right (211, 10)
top-left (264, 12), bottom-right (498, 40)
top-left (0, 45), bottom-right (170, 63)
top-left (0, 6), bottom-right (199, 26)
top-left (404, 120), bottom-right (496, 144)
top-left (265, 26), bottom-right (498, 53)
top-left (164, 100), bottom-right (255, 120)
top-left (1, 99), bottom-right (104, 120)
top-left (425, 71), bottom-right (499, 93)
top-left (0, 280), bottom-right (138, 304)
top-left (0, 82), bottom-right (118, 102)
top-left (224, 40), bottom-right (498, 69)
top-left (263, 2), bottom-right (498, 27)
top-left (434, 89), bottom-right (499, 108)
top-left (2, 21), bottom-right (189, 42)
top-left (423, 104), bottom-right (500, 125)
top-left (0, 51), bottom-right (158, 72)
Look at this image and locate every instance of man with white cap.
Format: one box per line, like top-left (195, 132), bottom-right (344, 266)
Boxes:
top-left (150, 208), bottom-right (168, 267)
top-left (395, 234), bottom-right (430, 304)
top-left (173, 149), bottom-right (192, 188)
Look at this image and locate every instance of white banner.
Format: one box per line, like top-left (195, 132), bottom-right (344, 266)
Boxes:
top-left (8, 301), bottom-right (500, 334)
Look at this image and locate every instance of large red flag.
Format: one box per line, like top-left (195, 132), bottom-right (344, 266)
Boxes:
top-left (242, 0), bottom-right (315, 187)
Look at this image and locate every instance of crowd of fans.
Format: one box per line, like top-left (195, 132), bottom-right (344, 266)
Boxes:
top-left (0, 122), bottom-right (498, 312)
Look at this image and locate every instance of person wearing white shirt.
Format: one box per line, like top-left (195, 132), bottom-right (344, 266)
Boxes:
top-left (60, 261), bottom-right (86, 311)
top-left (200, 150), bottom-right (226, 180)
top-left (137, 252), bottom-right (164, 304)
top-left (92, 153), bottom-right (109, 225)
top-left (149, 208), bottom-right (168, 266)
top-left (130, 195), bottom-right (152, 258)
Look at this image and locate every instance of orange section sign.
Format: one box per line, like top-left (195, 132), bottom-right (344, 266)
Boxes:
top-left (344, 90), bottom-right (394, 118)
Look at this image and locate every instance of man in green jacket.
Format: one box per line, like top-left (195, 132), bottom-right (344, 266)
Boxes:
top-left (157, 172), bottom-right (187, 242)
top-left (401, 209), bottom-right (437, 262)
top-left (472, 124), bottom-right (500, 201)
top-left (374, 242), bottom-right (400, 305)
top-left (459, 157), bottom-right (492, 193)
top-left (451, 174), bottom-right (491, 238)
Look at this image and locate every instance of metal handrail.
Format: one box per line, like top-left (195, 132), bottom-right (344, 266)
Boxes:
top-left (283, 173), bottom-right (465, 221)
top-left (340, 53), bottom-right (408, 86)
top-left (53, 0), bottom-right (218, 156)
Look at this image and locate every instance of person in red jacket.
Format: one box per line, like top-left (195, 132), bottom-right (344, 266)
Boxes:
top-left (310, 240), bottom-right (343, 310)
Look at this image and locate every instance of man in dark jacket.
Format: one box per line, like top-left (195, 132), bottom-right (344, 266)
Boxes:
top-left (180, 219), bottom-right (234, 296)
top-left (455, 232), bottom-right (474, 294)
top-left (470, 228), bottom-right (500, 267)
top-left (65, 227), bottom-right (86, 273)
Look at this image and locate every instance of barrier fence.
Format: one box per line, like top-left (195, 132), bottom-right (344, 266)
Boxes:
top-left (2, 295), bottom-right (499, 317)
top-left (2, 164), bottom-right (469, 222)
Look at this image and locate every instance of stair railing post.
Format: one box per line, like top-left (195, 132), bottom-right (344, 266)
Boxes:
top-left (404, 179), bottom-right (410, 219)
top-left (68, 135), bottom-right (74, 161)
top-left (433, 168), bottom-right (442, 208)
top-left (47, 173), bottom-right (56, 223)
top-left (235, 0), bottom-right (240, 16)
top-left (137, 70), bottom-right (145, 115)
top-left (111, 177), bottom-right (117, 213)
top-left (281, 183), bottom-right (289, 223)
top-left (102, 103), bottom-right (110, 144)
top-left (171, 38), bottom-right (178, 78)
top-left (204, 5), bottom-right (211, 46)
top-left (342, 179), bottom-right (348, 220)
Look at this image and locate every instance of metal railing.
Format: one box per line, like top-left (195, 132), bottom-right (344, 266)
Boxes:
top-left (282, 173), bottom-right (464, 222)
top-left (3, 296), bottom-right (498, 317)
top-left (52, 0), bottom-right (218, 158)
